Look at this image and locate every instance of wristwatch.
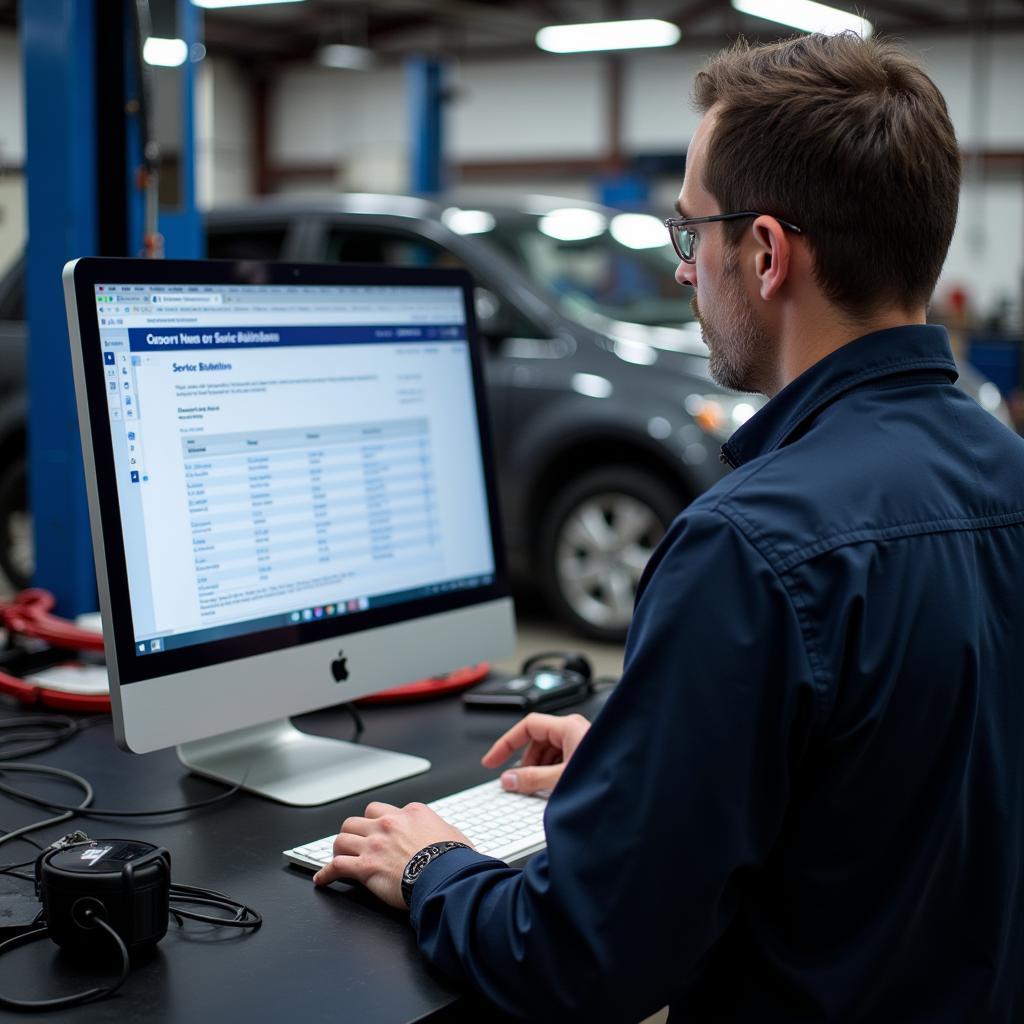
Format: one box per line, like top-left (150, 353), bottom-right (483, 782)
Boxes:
top-left (401, 842), bottom-right (471, 907)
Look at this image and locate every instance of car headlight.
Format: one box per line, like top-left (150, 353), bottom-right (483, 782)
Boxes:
top-left (685, 394), bottom-right (762, 441)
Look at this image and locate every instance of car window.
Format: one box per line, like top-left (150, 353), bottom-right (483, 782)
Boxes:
top-left (325, 226), bottom-right (547, 342)
top-left (490, 217), bottom-right (693, 329)
top-left (325, 227), bottom-right (465, 270)
top-left (206, 226), bottom-right (288, 261)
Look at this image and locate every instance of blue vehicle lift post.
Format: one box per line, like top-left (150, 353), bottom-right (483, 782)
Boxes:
top-left (21, 0), bottom-right (200, 616)
top-left (407, 56), bottom-right (447, 195)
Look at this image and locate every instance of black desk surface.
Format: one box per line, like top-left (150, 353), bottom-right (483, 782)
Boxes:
top-left (0, 691), bottom-right (604, 1022)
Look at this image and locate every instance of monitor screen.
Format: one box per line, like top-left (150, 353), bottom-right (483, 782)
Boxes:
top-left (94, 279), bottom-right (495, 659)
top-left (65, 259), bottom-right (515, 803)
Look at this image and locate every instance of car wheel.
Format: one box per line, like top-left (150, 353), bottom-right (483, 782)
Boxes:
top-left (0, 456), bottom-right (33, 592)
top-left (538, 467), bottom-right (682, 643)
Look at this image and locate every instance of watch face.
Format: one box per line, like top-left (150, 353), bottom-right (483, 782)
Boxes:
top-left (405, 847), bottom-right (437, 882)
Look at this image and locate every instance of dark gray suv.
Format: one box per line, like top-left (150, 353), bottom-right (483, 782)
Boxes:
top-left (0, 194), bottom-right (1010, 640)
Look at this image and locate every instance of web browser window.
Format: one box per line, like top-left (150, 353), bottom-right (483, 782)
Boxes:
top-left (92, 282), bottom-right (495, 656)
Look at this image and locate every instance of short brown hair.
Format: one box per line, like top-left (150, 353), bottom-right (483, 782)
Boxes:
top-left (693, 33), bottom-right (960, 317)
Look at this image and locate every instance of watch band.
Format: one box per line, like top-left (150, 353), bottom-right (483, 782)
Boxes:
top-left (401, 841), bottom-right (471, 908)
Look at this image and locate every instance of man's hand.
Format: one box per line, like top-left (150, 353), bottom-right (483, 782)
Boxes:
top-left (313, 801), bottom-right (472, 909)
top-left (481, 712), bottom-right (591, 794)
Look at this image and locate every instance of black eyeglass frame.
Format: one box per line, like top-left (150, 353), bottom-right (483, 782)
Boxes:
top-left (664, 211), bottom-right (803, 263)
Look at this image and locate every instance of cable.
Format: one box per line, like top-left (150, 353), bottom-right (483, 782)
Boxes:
top-left (0, 715), bottom-right (83, 761)
top-left (0, 914), bottom-right (129, 1012)
top-left (168, 884), bottom-right (262, 930)
top-left (0, 764), bottom-right (242, 821)
top-left (0, 764), bottom-right (94, 853)
top-left (339, 702), bottom-right (364, 740)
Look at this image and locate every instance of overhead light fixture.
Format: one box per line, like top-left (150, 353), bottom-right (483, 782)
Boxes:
top-left (731, 0), bottom-right (872, 38)
top-left (191, 0), bottom-right (306, 10)
top-left (318, 44), bottom-right (374, 70)
top-left (571, 373), bottom-right (614, 399)
top-left (143, 37), bottom-right (189, 67)
top-left (538, 208), bottom-right (607, 241)
top-left (609, 213), bottom-right (668, 250)
top-left (536, 19), bottom-right (681, 54)
top-left (442, 208), bottom-right (496, 235)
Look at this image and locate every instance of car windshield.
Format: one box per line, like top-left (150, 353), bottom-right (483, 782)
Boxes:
top-left (488, 210), bottom-right (692, 328)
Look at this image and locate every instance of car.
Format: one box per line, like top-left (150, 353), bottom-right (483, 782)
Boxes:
top-left (0, 194), bottom-right (1013, 641)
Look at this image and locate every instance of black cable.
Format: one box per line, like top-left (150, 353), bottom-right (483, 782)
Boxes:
top-left (167, 885), bottom-right (262, 930)
top-left (0, 840), bottom-right (43, 882)
top-left (0, 762), bottom-right (242, 820)
top-left (340, 702), bottom-right (364, 740)
top-left (0, 828), bottom-right (43, 852)
top-left (0, 914), bottom-right (129, 1012)
top-left (0, 764), bottom-right (94, 852)
top-left (0, 716), bottom-right (82, 761)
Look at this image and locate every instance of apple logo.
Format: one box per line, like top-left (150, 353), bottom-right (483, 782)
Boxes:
top-left (331, 650), bottom-right (349, 683)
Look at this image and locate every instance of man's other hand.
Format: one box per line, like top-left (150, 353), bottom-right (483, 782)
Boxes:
top-left (313, 801), bottom-right (471, 908)
top-left (481, 712), bottom-right (591, 794)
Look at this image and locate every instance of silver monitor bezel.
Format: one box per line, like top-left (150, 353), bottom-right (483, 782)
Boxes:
top-left (64, 257), bottom-right (515, 755)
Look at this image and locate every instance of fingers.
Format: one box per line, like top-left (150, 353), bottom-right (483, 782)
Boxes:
top-left (314, 853), bottom-right (361, 887)
top-left (364, 801), bottom-right (400, 818)
top-left (499, 763), bottom-right (563, 795)
top-left (481, 713), bottom-right (566, 768)
top-left (332, 830), bottom-right (365, 857)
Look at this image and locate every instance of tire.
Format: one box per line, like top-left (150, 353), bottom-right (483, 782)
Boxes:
top-left (0, 456), bottom-right (33, 592)
top-left (537, 466), bottom-right (683, 643)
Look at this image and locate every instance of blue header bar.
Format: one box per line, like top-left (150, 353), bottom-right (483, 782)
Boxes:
top-left (128, 324), bottom-right (466, 351)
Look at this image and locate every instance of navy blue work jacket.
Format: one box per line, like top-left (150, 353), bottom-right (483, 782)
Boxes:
top-left (410, 325), bottom-right (1024, 1022)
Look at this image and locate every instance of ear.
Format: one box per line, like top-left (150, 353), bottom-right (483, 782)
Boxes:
top-left (750, 216), bottom-right (791, 302)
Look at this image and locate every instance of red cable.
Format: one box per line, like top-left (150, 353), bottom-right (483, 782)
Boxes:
top-left (0, 589), bottom-right (105, 652)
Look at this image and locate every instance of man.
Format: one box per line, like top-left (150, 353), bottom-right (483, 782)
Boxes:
top-left (315, 33), bottom-right (1024, 1021)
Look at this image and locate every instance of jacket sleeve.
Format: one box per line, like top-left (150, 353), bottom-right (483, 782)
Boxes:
top-left (409, 508), bottom-right (820, 1023)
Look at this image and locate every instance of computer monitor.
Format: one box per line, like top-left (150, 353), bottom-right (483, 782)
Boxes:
top-left (63, 257), bottom-right (515, 806)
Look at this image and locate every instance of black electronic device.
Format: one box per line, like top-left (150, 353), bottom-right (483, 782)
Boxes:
top-left (0, 832), bottom-right (261, 1012)
top-left (463, 651), bottom-right (594, 711)
top-left (37, 837), bottom-right (170, 955)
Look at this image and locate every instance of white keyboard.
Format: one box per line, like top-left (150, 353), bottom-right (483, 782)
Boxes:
top-left (283, 779), bottom-right (548, 871)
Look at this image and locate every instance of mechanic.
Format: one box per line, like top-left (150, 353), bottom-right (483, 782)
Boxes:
top-left (315, 32), bottom-right (1024, 1022)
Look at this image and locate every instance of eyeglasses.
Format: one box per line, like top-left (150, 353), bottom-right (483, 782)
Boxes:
top-left (663, 211), bottom-right (803, 264)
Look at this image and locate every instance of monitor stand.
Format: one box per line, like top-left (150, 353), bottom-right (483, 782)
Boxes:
top-left (177, 718), bottom-right (431, 807)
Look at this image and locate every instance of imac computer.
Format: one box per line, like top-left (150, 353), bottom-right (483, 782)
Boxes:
top-left (63, 257), bottom-right (515, 806)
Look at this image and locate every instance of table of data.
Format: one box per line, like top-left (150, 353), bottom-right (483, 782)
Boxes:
top-left (183, 419), bottom-right (442, 618)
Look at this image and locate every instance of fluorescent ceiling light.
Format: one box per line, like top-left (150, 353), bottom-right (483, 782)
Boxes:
top-left (731, 0), bottom-right (872, 37)
top-left (536, 19), bottom-right (680, 54)
top-left (538, 208), bottom-right (607, 241)
top-left (143, 37), bottom-right (189, 67)
top-left (319, 44), bottom-right (374, 70)
top-left (610, 213), bottom-right (667, 250)
top-left (191, 0), bottom-right (305, 10)
top-left (442, 208), bottom-right (496, 235)
top-left (571, 373), bottom-right (613, 399)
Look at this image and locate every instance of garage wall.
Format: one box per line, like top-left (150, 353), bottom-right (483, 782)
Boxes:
top-left (0, 25), bottom-right (1021, 325)
top-left (196, 57), bottom-right (253, 208)
top-left (0, 32), bottom-right (23, 168)
top-left (255, 35), bottom-right (1024, 327)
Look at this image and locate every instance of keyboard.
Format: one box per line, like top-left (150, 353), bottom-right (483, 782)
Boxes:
top-left (283, 778), bottom-right (548, 870)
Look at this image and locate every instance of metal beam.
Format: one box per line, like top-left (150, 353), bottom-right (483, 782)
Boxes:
top-left (21, 0), bottom-right (100, 613)
top-left (407, 56), bottom-right (446, 194)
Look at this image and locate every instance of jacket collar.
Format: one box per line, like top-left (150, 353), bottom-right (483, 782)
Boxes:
top-left (720, 324), bottom-right (958, 469)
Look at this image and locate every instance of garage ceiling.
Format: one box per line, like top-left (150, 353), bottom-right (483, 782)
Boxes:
top-left (198, 0), bottom-right (1024, 62)
top-left (3, 1), bottom-right (1024, 63)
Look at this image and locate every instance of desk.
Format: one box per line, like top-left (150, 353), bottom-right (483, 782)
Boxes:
top-left (0, 691), bottom-right (603, 1022)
